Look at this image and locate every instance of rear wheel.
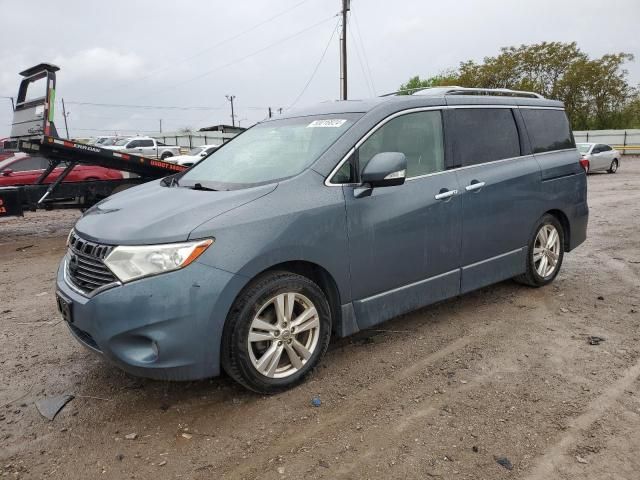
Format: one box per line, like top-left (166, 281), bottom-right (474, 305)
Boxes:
top-left (515, 214), bottom-right (564, 287)
top-left (221, 271), bottom-right (331, 394)
top-left (608, 159), bottom-right (618, 173)
top-left (160, 152), bottom-right (173, 160)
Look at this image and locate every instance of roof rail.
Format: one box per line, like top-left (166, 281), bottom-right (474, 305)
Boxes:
top-left (413, 86), bottom-right (544, 99)
top-left (380, 86), bottom-right (544, 99)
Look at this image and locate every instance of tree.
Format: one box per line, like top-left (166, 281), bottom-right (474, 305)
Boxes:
top-left (397, 71), bottom-right (459, 95)
top-left (400, 42), bottom-right (638, 130)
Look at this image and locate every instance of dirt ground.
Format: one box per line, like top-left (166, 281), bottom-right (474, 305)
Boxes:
top-left (1, 159), bottom-right (640, 480)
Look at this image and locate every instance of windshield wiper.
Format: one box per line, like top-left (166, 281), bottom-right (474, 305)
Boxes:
top-left (189, 182), bottom-right (217, 191)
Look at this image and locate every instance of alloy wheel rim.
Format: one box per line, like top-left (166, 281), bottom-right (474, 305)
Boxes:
top-left (533, 224), bottom-right (561, 278)
top-left (612, 161), bottom-right (617, 172)
top-left (247, 292), bottom-right (320, 379)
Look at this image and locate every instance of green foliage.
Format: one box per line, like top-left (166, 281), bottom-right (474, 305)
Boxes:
top-left (397, 71), bottom-right (459, 95)
top-left (400, 42), bottom-right (639, 130)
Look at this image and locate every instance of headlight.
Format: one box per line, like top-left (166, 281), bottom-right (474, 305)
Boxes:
top-left (104, 239), bottom-right (213, 283)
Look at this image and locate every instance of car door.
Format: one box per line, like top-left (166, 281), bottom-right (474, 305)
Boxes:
top-left (138, 139), bottom-right (156, 157)
top-left (338, 109), bottom-right (462, 329)
top-left (591, 144), bottom-right (606, 170)
top-left (123, 140), bottom-right (140, 154)
top-left (598, 144), bottom-right (614, 169)
top-left (450, 107), bottom-right (539, 293)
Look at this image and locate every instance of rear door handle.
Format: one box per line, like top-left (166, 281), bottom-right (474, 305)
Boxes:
top-left (465, 181), bottom-right (486, 191)
top-left (434, 189), bottom-right (457, 200)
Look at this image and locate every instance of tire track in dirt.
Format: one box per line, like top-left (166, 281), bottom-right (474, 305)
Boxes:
top-left (524, 357), bottom-right (640, 480)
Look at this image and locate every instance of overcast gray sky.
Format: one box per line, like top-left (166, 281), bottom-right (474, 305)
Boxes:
top-left (1, 0), bottom-right (639, 138)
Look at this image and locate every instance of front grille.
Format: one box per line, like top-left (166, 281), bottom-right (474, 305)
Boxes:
top-left (67, 231), bottom-right (118, 295)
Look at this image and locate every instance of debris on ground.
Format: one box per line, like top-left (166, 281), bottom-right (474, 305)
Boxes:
top-left (587, 336), bottom-right (606, 346)
top-left (319, 459), bottom-right (330, 468)
top-left (472, 446), bottom-right (479, 453)
top-left (181, 433), bottom-right (193, 440)
top-left (35, 394), bottom-right (74, 421)
top-left (597, 296), bottom-right (605, 301)
top-left (495, 456), bottom-right (513, 470)
top-left (311, 396), bottom-right (322, 407)
top-left (576, 456), bottom-right (588, 464)
top-left (125, 433), bottom-right (138, 440)
top-left (15, 245), bottom-right (34, 252)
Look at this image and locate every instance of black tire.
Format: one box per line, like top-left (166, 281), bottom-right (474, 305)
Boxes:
top-left (608, 159), bottom-right (618, 174)
top-left (221, 271), bottom-right (332, 394)
top-left (514, 214), bottom-right (565, 287)
top-left (160, 152), bottom-right (173, 160)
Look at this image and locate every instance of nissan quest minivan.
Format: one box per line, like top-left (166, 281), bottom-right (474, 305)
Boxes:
top-left (56, 87), bottom-right (588, 393)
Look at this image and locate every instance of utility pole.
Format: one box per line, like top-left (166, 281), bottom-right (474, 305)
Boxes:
top-left (340, 0), bottom-right (350, 100)
top-left (225, 95), bottom-right (236, 127)
top-left (61, 97), bottom-right (70, 139)
top-left (159, 119), bottom-right (162, 133)
top-left (268, 107), bottom-right (272, 119)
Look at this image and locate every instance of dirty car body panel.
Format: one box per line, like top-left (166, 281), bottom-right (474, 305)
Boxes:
top-left (56, 92), bottom-right (588, 382)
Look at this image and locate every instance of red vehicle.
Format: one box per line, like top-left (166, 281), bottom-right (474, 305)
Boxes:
top-left (0, 153), bottom-right (124, 186)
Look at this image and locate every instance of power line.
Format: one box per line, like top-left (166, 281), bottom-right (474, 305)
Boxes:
top-left (95, 0), bottom-right (315, 95)
top-left (138, 14), bottom-right (337, 98)
top-left (289, 20), bottom-right (340, 109)
top-left (59, 100), bottom-right (273, 111)
top-left (350, 7), bottom-right (376, 95)
top-left (348, 18), bottom-right (373, 97)
top-left (62, 100), bottom-right (227, 111)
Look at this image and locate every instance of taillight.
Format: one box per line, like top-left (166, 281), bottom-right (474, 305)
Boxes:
top-left (579, 157), bottom-right (589, 172)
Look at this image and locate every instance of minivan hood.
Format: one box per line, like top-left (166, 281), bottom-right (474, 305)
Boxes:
top-left (74, 180), bottom-right (277, 245)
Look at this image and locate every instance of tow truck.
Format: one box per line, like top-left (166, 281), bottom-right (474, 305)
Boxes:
top-left (0, 63), bottom-right (187, 217)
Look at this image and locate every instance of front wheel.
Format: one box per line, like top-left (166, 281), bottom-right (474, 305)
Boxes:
top-left (608, 159), bottom-right (618, 174)
top-left (221, 271), bottom-right (331, 394)
top-left (515, 214), bottom-right (565, 287)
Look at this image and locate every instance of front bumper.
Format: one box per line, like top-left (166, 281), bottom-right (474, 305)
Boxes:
top-left (56, 256), bottom-right (247, 380)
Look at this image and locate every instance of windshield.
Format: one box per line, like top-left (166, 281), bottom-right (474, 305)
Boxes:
top-left (101, 138), bottom-right (120, 146)
top-left (180, 114), bottom-right (359, 188)
top-left (0, 157), bottom-right (14, 170)
top-left (188, 147), bottom-right (204, 155)
top-left (576, 143), bottom-right (591, 154)
top-left (114, 138), bottom-right (130, 146)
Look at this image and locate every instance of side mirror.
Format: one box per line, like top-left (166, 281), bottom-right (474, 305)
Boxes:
top-left (361, 152), bottom-right (407, 188)
top-left (2, 169), bottom-right (13, 176)
top-left (200, 152), bottom-right (207, 156)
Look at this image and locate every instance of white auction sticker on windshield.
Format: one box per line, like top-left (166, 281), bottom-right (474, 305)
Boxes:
top-left (307, 119), bottom-right (347, 128)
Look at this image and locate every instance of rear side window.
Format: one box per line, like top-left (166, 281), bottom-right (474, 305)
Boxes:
top-left (521, 109), bottom-right (574, 153)
top-left (11, 156), bottom-right (48, 171)
top-left (451, 108), bottom-right (520, 166)
top-left (138, 140), bottom-right (154, 147)
top-left (358, 110), bottom-right (445, 179)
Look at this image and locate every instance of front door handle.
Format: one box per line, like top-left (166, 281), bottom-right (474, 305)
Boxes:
top-left (434, 189), bottom-right (457, 200)
top-left (465, 181), bottom-right (486, 192)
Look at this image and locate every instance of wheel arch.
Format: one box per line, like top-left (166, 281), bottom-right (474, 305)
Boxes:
top-left (546, 209), bottom-right (571, 251)
top-left (249, 260), bottom-right (344, 337)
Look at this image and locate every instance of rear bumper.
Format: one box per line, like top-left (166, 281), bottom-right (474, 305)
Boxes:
top-left (569, 200), bottom-right (588, 251)
top-left (56, 257), bottom-right (247, 381)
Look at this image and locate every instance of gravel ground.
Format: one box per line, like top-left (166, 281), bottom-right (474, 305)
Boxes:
top-left (1, 158), bottom-right (640, 479)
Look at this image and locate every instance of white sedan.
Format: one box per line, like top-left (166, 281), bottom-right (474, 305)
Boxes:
top-left (577, 143), bottom-right (621, 174)
top-left (165, 144), bottom-right (220, 167)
